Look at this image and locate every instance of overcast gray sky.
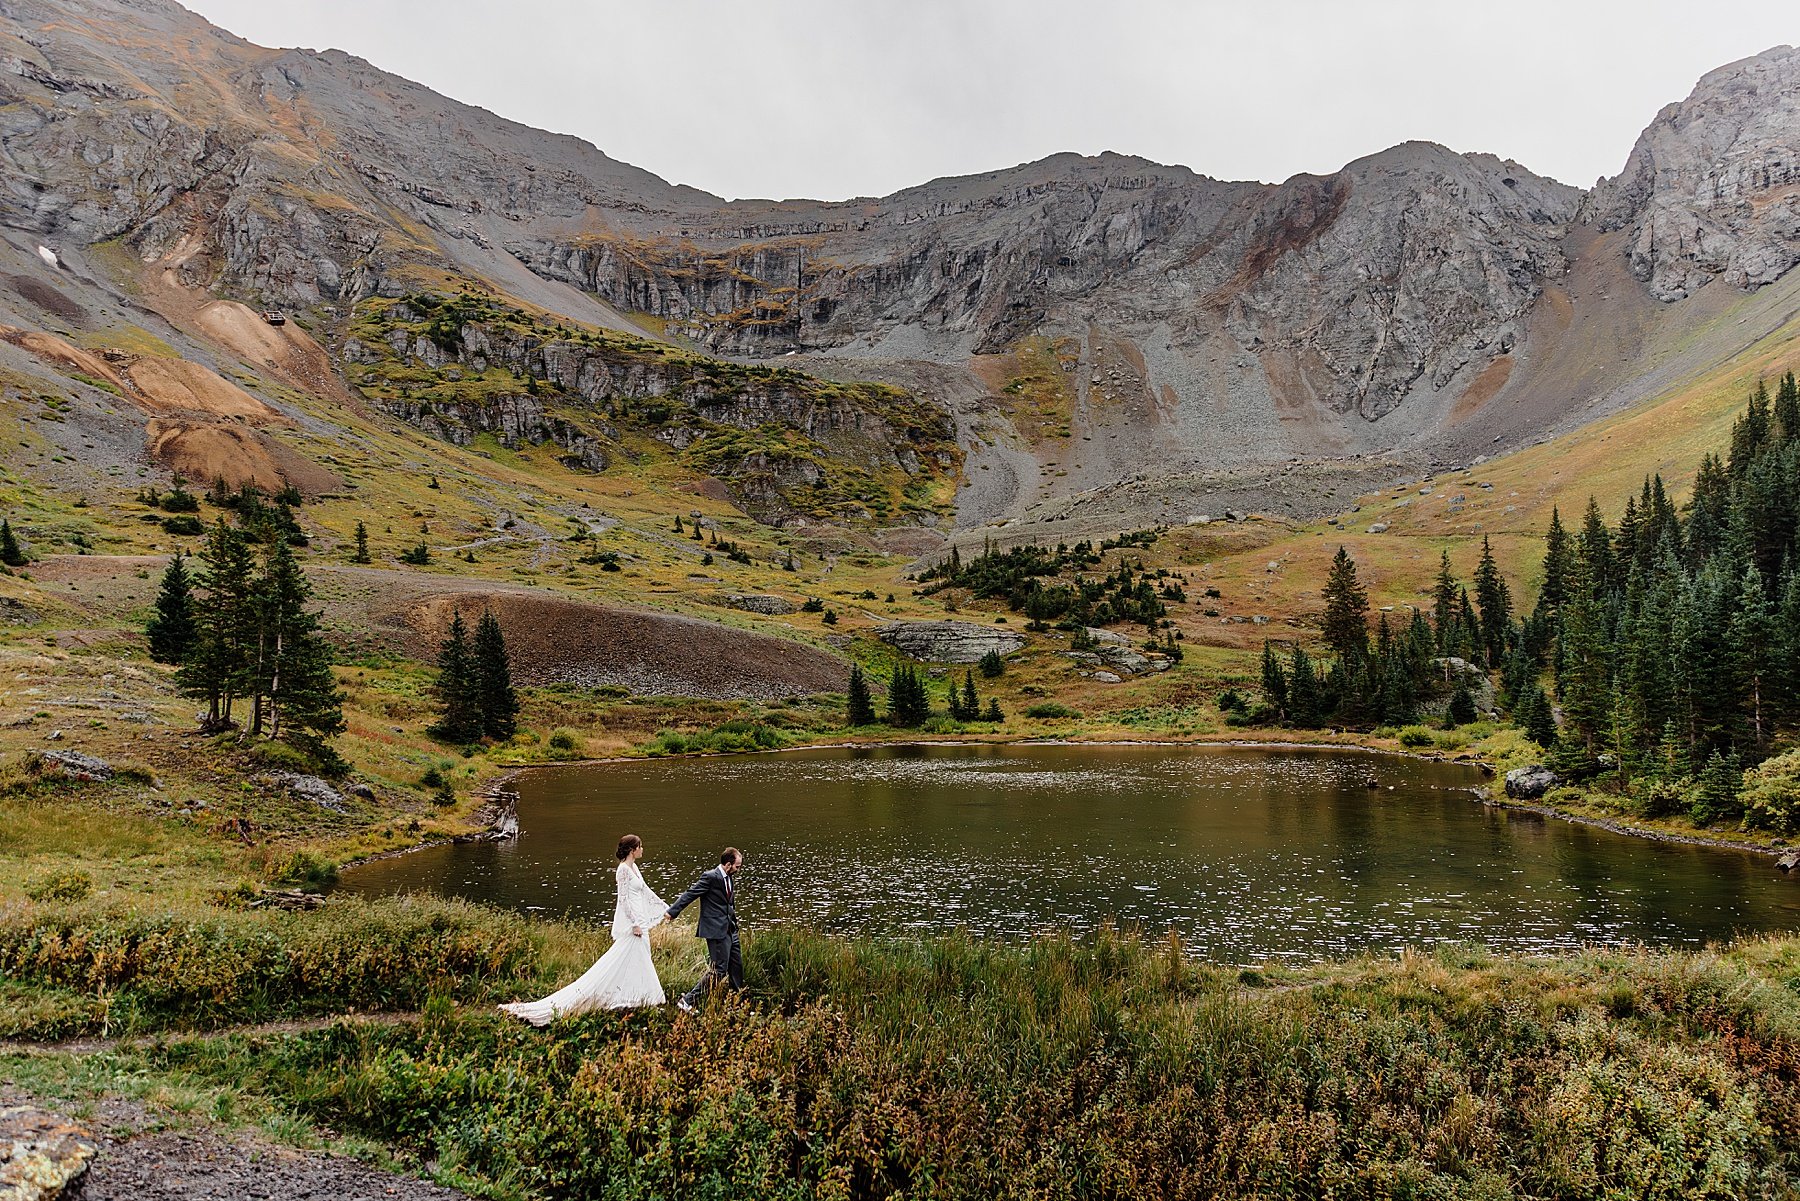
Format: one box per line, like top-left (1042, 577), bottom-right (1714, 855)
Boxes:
top-left (188, 0), bottom-right (1795, 201)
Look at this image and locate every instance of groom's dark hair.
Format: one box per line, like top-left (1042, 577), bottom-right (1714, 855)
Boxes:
top-left (720, 847), bottom-right (741, 866)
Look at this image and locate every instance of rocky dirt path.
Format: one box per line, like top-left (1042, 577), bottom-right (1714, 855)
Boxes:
top-left (1, 1088), bottom-right (470, 1201)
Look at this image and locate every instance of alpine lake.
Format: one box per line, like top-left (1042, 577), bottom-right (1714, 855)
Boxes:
top-left (339, 743), bottom-right (1800, 964)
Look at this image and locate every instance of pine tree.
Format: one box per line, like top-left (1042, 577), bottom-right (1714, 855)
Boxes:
top-left (1515, 683), bottom-right (1558, 748)
top-left (430, 612), bottom-right (482, 743)
top-left (176, 518), bottom-right (257, 729)
top-left (1472, 536), bottom-right (1511, 667)
top-left (1537, 507), bottom-right (1570, 619)
top-left (1378, 650), bottom-right (1416, 725)
top-left (983, 698), bottom-right (1004, 722)
top-left (0, 519), bottom-right (25, 568)
top-left (1321, 546), bottom-right (1370, 665)
top-left (1432, 551), bottom-right (1459, 654)
top-left (1259, 640), bottom-right (1287, 719)
top-left (1684, 454), bottom-right (1732, 565)
top-left (1691, 748), bottom-right (1742, 826)
top-left (1728, 380), bottom-right (1772, 476)
top-left (473, 610), bottom-right (519, 740)
top-left (1775, 371), bottom-right (1800, 444)
top-left (960, 671), bottom-right (979, 722)
top-left (1287, 646), bottom-right (1322, 728)
top-left (1578, 497), bottom-right (1616, 596)
top-left (1446, 683), bottom-right (1477, 727)
top-left (145, 553), bottom-right (196, 664)
top-left (352, 520), bottom-right (371, 564)
top-left (260, 542), bottom-right (344, 753)
top-left (1555, 557), bottom-right (1612, 764)
top-left (887, 664), bottom-right (930, 728)
top-left (978, 649), bottom-right (1005, 678)
top-left (252, 537), bottom-right (340, 742)
top-left (846, 663), bottom-right (876, 726)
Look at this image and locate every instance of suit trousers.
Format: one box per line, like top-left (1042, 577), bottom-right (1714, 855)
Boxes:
top-left (682, 931), bottom-right (742, 1005)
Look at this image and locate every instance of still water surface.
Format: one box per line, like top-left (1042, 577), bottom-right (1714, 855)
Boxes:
top-left (340, 744), bottom-right (1799, 963)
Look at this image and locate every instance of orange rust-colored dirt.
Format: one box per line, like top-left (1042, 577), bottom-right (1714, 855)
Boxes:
top-left (194, 300), bottom-right (361, 410)
top-left (122, 356), bottom-right (287, 422)
top-left (143, 420), bottom-right (342, 494)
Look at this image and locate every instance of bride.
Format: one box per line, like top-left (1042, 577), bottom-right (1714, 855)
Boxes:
top-left (500, 834), bottom-right (666, 1024)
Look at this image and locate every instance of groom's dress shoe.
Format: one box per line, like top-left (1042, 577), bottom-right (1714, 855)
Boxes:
top-left (676, 998), bottom-right (695, 1013)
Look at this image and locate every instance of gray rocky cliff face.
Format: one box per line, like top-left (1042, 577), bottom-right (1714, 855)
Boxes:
top-left (1586, 45), bottom-right (1800, 300)
top-left (4, 0), bottom-right (1800, 530)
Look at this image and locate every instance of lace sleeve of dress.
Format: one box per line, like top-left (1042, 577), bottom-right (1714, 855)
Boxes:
top-left (619, 863), bottom-right (658, 926)
top-left (638, 866), bottom-right (667, 916)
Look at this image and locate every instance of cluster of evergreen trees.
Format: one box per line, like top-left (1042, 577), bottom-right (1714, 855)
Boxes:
top-left (918, 536), bottom-right (1179, 631)
top-left (846, 662), bottom-right (1003, 727)
top-left (1520, 374), bottom-right (1800, 825)
top-left (431, 610), bottom-right (520, 743)
top-left (1255, 544), bottom-right (1502, 729)
top-left (146, 519), bottom-right (344, 756)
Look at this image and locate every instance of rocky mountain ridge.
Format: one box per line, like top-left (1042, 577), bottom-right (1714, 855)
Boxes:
top-left (3, 0), bottom-right (1799, 530)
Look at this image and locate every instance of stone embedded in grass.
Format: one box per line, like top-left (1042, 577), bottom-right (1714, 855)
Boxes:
top-left (878, 620), bottom-right (1025, 664)
top-left (37, 749), bottom-right (112, 782)
top-left (258, 771), bottom-right (348, 813)
top-left (0, 1105), bottom-right (96, 1200)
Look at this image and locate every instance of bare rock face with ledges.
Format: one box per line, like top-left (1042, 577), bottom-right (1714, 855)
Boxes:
top-left (1586, 45), bottom-right (1800, 300)
top-left (4, 0), bottom-right (1800, 530)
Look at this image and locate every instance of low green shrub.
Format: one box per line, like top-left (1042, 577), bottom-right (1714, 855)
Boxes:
top-left (1629, 775), bottom-right (1697, 821)
top-left (24, 869), bottom-right (92, 902)
top-left (271, 851), bottom-right (338, 890)
top-left (1024, 702), bottom-right (1080, 720)
top-left (643, 721), bottom-right (789, 757)
top-left (248, 740), bottom-right (317, 773)
top-left (1741, 748), bottom-right (1800, 835)
top-left (547, 728), bottom-right (581, 754)
top-left (1396, 726), bottom-right (1435, 748)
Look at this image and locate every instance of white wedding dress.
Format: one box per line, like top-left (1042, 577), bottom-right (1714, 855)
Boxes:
top-left (499, 860), bottom-right (667, 1024)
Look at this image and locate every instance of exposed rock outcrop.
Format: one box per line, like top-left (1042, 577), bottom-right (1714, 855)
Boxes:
top-left (37, 749), bottom-right (113, 782)
top-left (0, 1104), bottom-right (96, 1200)
top-left (1504, 765), bottom-right (1560, 800)
top-left (1586, 45), bottom-right (1800, 300)
top-left (724, 594), bottom-right (798, 616)
top-left (259, 771), bottom-right (348, 813)
top-left (4, 0), bottom-right (1800, 531)
top-left (879, 621), bottom-right (1025, 664)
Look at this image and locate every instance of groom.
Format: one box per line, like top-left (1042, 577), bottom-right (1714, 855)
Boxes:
top-left (665, 847), bottom-right (744, 1011)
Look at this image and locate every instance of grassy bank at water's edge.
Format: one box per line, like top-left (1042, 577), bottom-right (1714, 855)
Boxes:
top-left (3, 906), bottom-right (1799, 1199)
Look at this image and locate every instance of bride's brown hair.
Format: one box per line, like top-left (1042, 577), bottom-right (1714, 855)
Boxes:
top-left (616, 834), bottom-right (642, 861)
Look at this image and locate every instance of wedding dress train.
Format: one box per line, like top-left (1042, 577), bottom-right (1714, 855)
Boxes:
top-left (500, 860), bottom-right (667, 1024)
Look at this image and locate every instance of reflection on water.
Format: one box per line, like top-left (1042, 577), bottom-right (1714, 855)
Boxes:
top-left (339, 743), bottom-right (1800, 963)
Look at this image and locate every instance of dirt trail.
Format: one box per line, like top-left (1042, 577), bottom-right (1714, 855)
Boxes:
top-left (1, 1086), bottom-right (469, 1201)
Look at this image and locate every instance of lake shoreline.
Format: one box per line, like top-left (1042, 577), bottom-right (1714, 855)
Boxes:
top-left (340, 734), bottom-right (1794, 874)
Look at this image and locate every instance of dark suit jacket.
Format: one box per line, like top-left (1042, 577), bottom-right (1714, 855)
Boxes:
top-left (666, 865), bottom-right (738, 939)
